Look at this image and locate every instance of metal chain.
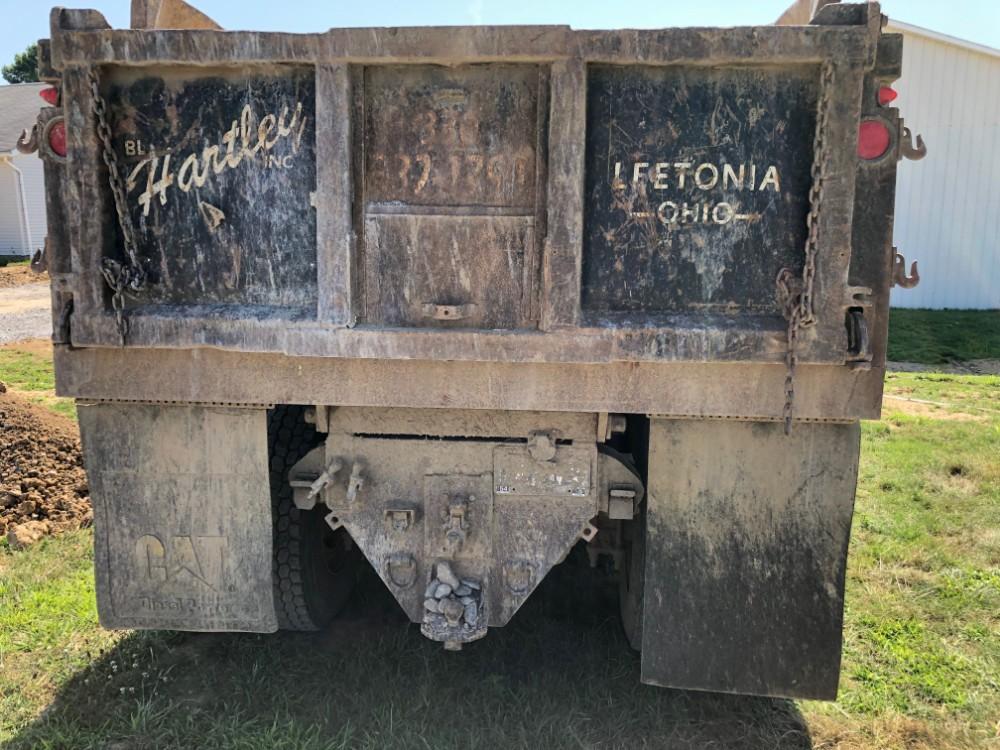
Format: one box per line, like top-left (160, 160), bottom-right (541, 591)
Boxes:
top-left (88, 68), bottom-right (147, 346)
top-left (776, 61), bottom-right (834, 435)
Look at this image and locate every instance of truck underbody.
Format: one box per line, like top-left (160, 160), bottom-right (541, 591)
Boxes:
top-left (26, 0), bottom-right (922, 700)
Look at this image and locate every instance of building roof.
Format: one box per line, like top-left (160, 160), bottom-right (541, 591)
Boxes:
top-left (887, 20), bottom-right (1000, 60)
top-left (0, 82), bottom-right (47, 153)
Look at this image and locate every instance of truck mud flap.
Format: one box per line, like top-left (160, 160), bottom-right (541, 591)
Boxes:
top-left (78, 403), bottom-right (277, 632)
top-left (641, 419), bottom-right (860, 699)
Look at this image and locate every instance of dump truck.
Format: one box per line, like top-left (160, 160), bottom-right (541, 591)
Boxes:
top-left (22, 0), bottom-right (924, 700)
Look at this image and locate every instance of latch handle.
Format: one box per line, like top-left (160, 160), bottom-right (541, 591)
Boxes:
top-left (421, 303), bottom-right (477, 321)
top-left (846, 309), bottom-right (872, 371)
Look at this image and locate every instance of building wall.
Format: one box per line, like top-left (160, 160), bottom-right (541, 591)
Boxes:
top-left (889, 28), bottom-right (1000, 309)
top-left (0, 153), bottom-right (47, 257)
top-left (0, 158), bottom-right (26, 256)
top-left (14, 152), bottom-right (47, 254)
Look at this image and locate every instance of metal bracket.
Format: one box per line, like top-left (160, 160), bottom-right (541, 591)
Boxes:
top-left (579, 521), bottom-right (599, 543)
top-left (16, 124), bottom-right (38, 155)
top-left (31, 239), bottom-right (49, 275)
top-left (324, 510), bottom-right (344, 532)
top-left (898, 122), bottom-right (927, 161)
top-left (54, 295), bottom-right (74, 346)
top-left (385, 507), bottom-right (416, 533)
top-left (845, 285), bottom-right (873, 308)
top-left (441, 497), bottom-right (471, 552)
top-left (289, 457), bottom-right (343, 510)
top-left (385, 552), bottom-right (417, 589)
top-left (891, 249), bottom-right (920, 289)
top-left (346, 461), bottom-right (366, 504)
top-left (845, 309), bottom-right (872, 371)
top-left (527, 430), bottom-right (558, 461)
top-left (608, 487), bottom-right (638, 520)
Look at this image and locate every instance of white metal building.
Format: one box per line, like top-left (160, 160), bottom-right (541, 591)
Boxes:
top-left (0, 83), bottom-right (48, 259)
top-left (888, 22), bottom-right (1000, 309)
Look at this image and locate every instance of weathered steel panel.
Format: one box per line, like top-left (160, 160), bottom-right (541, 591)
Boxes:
top-left (582, 64), bottom-right (818, 314)
top-left (363, 64), bottom-right (539, 209)
top-left (641, 419), bottom-right (860, 699)
top-left (104, 65), bottom-right (317, 309)
top-left (79, 403), bottom-right (277, 632)
top-left (363, 215), bottom-right (532, 328)
top-left (359, 64), bottom-right (541, 329)
top-left (54, 346), bottom-right (886, 421)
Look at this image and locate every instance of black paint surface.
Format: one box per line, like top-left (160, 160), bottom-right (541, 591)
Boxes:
top-left (106, 66), bottom-right (317, 310)
top-left (582, 65), bottom-right (818, 315)
top-left (641, 420), bottom-right (860, 699)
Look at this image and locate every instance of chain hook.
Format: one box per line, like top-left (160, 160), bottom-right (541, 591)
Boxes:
top-left (776, 61), bottom-right (833, 434)
top-left (88, 68), bottom-right (148, 346)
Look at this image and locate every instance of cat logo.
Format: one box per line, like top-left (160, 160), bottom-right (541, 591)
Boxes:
top-left (134, 534), bottom-right (227, 590)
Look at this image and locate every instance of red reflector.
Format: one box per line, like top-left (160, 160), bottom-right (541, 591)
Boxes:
top-left (858, 120), bottom-right (890, 160)
top-left (39, 86), bottom-right (59, 106)
top-left (48, 120), bottom-right (67, 157)
top-left (877, 86), bottom-right (898, 106)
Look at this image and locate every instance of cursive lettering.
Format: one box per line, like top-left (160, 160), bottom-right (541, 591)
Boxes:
top-left (126, 101), bottom-right (307, 216)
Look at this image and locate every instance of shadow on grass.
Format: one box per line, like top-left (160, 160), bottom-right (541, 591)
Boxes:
top-left (10, 548), bottom-right (815, 749)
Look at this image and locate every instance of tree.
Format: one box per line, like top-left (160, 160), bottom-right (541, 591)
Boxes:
top-left (2, 44), bottom-right (39, 84)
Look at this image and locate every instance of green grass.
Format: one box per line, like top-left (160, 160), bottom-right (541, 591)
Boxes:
top-left (888, 309), bottom-right (1000, 364)
top-left (0, 345), bottom-right (75, 419)
top-left (0, 532), bottom-right (123, 737)
top-left (0, 348), bottom-right (56, 391)
top-left (0, 373), bottom-right (997, 748)
top-left (803, 373), bottom-right (1000, 746)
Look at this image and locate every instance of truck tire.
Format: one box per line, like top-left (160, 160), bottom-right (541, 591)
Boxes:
top-left (269, 405), bottom-right (358, 631)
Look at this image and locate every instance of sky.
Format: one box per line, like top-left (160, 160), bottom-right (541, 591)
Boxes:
top-left (2, 0), bottom-right (998, 76)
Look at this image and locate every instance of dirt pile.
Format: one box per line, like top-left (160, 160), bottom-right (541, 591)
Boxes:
top-left (0, 263), bottom-right (48, 289)
top-left (0, 391), bottom-right (91, 549)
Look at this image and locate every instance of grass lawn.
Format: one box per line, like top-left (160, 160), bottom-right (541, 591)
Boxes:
top-left (0, 342), bottom-right (76, 419)
top-left (888, 309), bottom-right (1000, 364)
top-left (1, 345), bottom-right (998, 748)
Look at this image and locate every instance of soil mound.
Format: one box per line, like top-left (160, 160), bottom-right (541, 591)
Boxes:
top-left (0, 391), bottom-right (90, 549)
top-left (0, 263), bottom-right (48, 289)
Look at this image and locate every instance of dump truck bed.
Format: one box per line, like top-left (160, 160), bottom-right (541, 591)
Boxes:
top-left (41, 3), bottom-right (900, 422)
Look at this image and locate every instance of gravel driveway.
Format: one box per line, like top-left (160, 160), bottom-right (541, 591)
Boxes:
top-left (0, 283), bottom-right (52, 345)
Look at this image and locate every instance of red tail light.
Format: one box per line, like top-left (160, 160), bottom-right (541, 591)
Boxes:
top-left (858, 120), bottom-right (890, 160)
top-left (877, 86), bottom-right (897, 106)
top-left (48, 120), bottom-right (67, 157)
